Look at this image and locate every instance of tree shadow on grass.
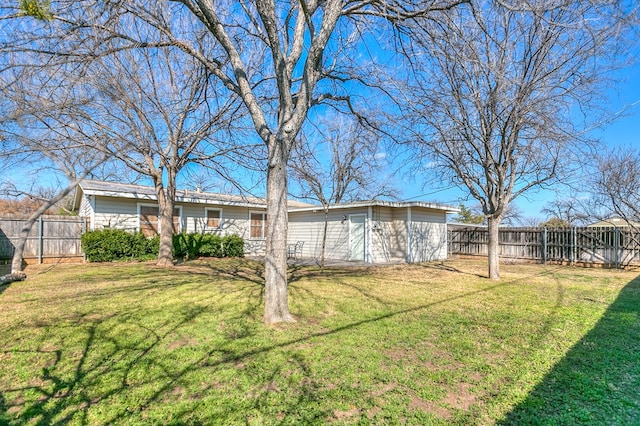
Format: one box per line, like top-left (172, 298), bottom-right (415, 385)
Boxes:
top-left (0, 261), bottom-right (526, 424)
top-left (2, 260), bottom-right (605, 424)
top-left (500, 275), bottom-right (640, 425)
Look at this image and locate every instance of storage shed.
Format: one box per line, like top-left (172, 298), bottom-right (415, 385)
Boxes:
top-left (288, 201), bottom-right (458, 264)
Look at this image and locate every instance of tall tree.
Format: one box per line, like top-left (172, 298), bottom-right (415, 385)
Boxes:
top-left (69, 47), bottom-right (242, 268)
top-left (453, 204), bottom-right (485, 225)
top-left (2, 7), bottom-right (244, 268)
top-left (541, 198), bottom-right (589, 227)
top-left (2, 0), bottom-right (466, 322)
top-left (594, 147), bottom-right (640, 228)
top-left (290, 116), bottom-right (395, 267)
top-left (0, 58), bottom-right (107, 274)
top-left (400, 0), bottom-right (637, 279)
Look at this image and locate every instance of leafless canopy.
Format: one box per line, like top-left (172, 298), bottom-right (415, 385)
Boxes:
top-left (2, 0), bottom-right (470, 322)
top-left (594, 147), bottom-right (640, 228)
top-left (397, 0), bottom-right (638, 278)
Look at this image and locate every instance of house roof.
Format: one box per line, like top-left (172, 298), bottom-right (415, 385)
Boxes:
top-left (288, 199), bottom-right (459, 213)
top-left (74, 179), bottom-right (312, 209)
top-left (74, 180), bottom-right (457, 213)
top-left (587, 217), bottom-right (640, 228)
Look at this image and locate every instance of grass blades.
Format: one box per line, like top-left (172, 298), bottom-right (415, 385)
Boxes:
top-left (0, 259), bottom-right (638, 424)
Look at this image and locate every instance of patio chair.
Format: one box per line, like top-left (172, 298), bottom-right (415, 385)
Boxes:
top-left (287, 241), bottom-right (304, 260)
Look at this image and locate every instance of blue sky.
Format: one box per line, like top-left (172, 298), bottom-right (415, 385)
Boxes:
top-left (6, 65), bottom-right (638, 222)
top-left (396, 62), bottom-right (640, 221)
top-left (3, 4), bottom-right (638, 224)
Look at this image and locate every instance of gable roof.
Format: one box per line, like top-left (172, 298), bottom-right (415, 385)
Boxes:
top-left (74, 179), bottom-right (457, 213)
top-left (288, 199), bottom-right (459, 213)
top-left (587, 217), bottom-right (640, 228)
top-left (74, 179), bottom-right (312, 209)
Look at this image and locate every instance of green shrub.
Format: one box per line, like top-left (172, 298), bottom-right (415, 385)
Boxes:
top-left (223, 235), bottom-right (244, 257)
top-left (81, 229), bottom-right (158, 262)
top-left (200, 234), bottom-right (223, 258)
top-left (172, 233), bottom-right (242, 259)
top-left (82, 229), bottom-right (243, 262)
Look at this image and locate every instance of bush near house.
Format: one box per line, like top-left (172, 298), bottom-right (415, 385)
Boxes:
top-left (173, 233), bottom-right (244, 259)
top-left (81, 229), bottom-right (244, 262)
top-left (81, 229), bottom-right (158, 262)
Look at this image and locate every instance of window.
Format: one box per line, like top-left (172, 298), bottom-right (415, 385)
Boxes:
top-left (140, 205), bottom-right (160, 237)
top-left (139, 205), bottom-right (181, 237)
top-left (206, 208), bottom-right (222, 230)
top-left (250, 212), bottom-right (266, 239)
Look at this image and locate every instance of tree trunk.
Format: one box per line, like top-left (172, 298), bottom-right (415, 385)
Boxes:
top-left (263, 143), bottom-right (295, 324)
top-left (11, 220), bottom-right (34, 274)
top-left (11, 178), bottom-right (86, 274)
top-left (154, 180), bottom-right (175, 268)
top-left (320, 208), bottom-right (329, 270)
top-left (487, 216), bottom-right (501, 280)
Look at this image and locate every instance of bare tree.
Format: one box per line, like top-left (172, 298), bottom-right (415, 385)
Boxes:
top-left (72, 48), bottom-right (243, 268)
top-left (400, 0), bottom-right (637, 279)
top-left (593, 147), bottom-right (640, 229)
top-left (2, 11), bottom-right (244, 267)
top-left (3, 0), bottom-right (466, 323)
top-left (0, 64), bottom-right (107, 274)
top-left (541, 198), bottom-right (590, 227)
top-left (290, 116), bottom-right (395, 267)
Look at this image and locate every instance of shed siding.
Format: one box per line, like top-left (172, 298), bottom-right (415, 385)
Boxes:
top-left (78, 195), bottom-right (92, 218)
top-left (391, 209), bottom-right (409, 261)
top-left (370, 207), bottom-right (402, 263)
top-left (288, 209), bottom-right (353, 261)
top-left (409, 208), bottom-right (448, 262)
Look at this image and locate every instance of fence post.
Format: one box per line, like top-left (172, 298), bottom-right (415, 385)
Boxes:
top-left (83, 216), bottom-right (87, 261)
top-left (615, 227), bottom-right (620, 269)
top-left (38, 216), bottom-right (44, 265)
top-left (542, 228), bottom-right (547, 264)
top-left (570, 227), bottom-right (575, 265)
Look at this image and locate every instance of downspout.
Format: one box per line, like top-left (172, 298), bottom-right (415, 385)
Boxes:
top-left (407, 207), bottom-right (412, 263)
top-left (367, 206), bottom-right (373, 263)
top-left (90, 195), bottom-right (96, 231)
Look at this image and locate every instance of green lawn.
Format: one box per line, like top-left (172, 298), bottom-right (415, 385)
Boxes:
top-left (1, 259), bottom-right (639, 425)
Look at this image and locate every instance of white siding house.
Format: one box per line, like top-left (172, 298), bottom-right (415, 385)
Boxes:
top-left (74, 180), bottom-right (457, 263)
top-left (287, 201), bottom-right (457, 264)
top-left (73, 180), bottom-right (286, 256)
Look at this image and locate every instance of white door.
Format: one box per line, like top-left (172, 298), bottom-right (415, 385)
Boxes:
top-left (349, 214), bottom-right (366, 261)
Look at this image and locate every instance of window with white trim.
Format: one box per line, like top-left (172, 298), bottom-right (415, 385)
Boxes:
top-left (205, 208), bottom-right (222, 230)
top-left (138, 204), bottom-right (181, 237)
top-left (250, 211), bottom-right (266, 239)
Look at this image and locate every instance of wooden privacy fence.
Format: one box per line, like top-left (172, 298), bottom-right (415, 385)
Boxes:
top-left (0, 216), bottom-right (87, 272)
top-left (448, 226), bottom-right (640, 268)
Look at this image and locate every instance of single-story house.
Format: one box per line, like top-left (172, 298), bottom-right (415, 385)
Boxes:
top-left (587, 217), bottom-right (640, 228)
top-left (288, 202), bottom-right (458, 263)
top-left (74, 180), bottom-right (458, 263)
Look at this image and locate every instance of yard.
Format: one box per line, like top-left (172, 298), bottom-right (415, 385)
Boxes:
top-left (1, 259), bottom-right (639, 425)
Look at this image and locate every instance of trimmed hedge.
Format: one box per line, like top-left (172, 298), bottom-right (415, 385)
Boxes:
top-left (81, 229), bottom-right (158, 262)
top-left (172, 233), bottom-right (244, 259)
top-left (82, 229), bottom-right (244, 262)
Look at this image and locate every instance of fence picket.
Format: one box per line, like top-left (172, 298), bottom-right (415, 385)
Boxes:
top-left (0, 216), bottom-right (85, 265)
top-left (448, 226), bottom-right (640, 268)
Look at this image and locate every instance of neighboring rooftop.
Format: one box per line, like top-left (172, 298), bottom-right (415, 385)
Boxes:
top-left (587, 217), bottom-right (640, 228)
